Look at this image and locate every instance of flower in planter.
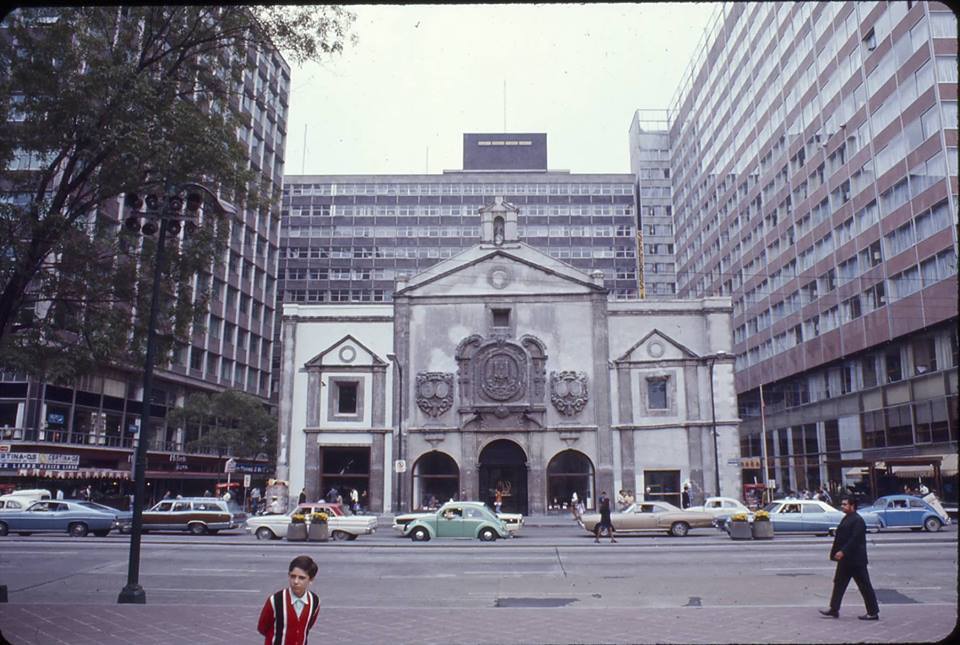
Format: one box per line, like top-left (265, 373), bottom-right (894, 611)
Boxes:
top-left (311, 512), bottom-right (329, 524)
top-left (753, 510), bottom-right (770, 521)
top-left (291, 513), bottom-right (306, 524)
top-left (730, 512), bottom-right (749, 522)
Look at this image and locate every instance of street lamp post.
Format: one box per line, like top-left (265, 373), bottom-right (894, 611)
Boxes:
top-left (386, 353), bottom-right (403, 513)
top-left (117, 182), bottom-right (235, 605)
top-left (707, 351), bottom-right (729, 498)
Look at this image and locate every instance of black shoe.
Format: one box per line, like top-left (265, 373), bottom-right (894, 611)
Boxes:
top-left (819, 609), bottom-right (839, 618)
top-left (858, 614), bottom-right (879, 621)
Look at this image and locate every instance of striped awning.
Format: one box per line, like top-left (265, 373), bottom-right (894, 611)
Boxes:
top-left (12, 468), bottom-right (131, 480)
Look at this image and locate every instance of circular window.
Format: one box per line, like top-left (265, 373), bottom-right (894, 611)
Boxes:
top-left (647, 341), bottom-right (664, 358)
top-left (338, 346), bottom-right (357, 363)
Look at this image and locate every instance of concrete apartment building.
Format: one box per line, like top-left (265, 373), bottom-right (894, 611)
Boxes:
top-left (276, 133), bottom-right (639, 394)
top-left (0, 21), bottom-right (289, 499)
top-left (632, 1), bottom-right (958, 503)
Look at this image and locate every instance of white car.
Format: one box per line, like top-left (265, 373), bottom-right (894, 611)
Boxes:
top-left (687, 496), bottom-right (752, 519)
top-left (246, 502), bottom-right (377, 541)
top-left (0, 489), bottom-right (52, 511)
top-left (393, 502), bottom-right (524, 535)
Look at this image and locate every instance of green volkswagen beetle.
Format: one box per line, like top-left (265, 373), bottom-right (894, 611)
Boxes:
top-left (403, 501), bottom-right (511, 542)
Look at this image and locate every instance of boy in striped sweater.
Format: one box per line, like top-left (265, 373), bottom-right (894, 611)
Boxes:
top-left (258, 555), bottom-right (321, 645)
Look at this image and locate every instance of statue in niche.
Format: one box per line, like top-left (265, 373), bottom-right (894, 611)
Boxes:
top-left (493, 216), bottom-right (505, 245)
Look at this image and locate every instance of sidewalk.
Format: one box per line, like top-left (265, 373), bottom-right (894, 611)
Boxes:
top-left (1, 602), bottom-right (955, 644)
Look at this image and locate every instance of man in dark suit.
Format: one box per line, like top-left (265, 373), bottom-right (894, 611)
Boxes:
top-left (819, 496), bottom-right (880, 620)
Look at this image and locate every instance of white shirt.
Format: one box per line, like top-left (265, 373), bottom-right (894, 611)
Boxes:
top-left (290, 590), bottom-right (307, 617)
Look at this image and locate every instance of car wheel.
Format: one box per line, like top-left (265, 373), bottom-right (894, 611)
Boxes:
top-left (93, 529), bottom-right (110, 537)
top-left (0, 522), bottom-right (8, 537)
top-left (410, 527), bottom-right (430, 542)
top-left (331, 530), bottom-right (350, 541)
top-left (255, 527), bottom-right (275, 540)
top-left (189, 523), bottom-right (208, 536)
top-left (923, 516), bottom-right (942, 532)
top-left (69, 522), bottom-right (88, 538)
top-left (670, 522), bottom-right (690, 537)
top-left (479, 527), bottom-right (498, 542)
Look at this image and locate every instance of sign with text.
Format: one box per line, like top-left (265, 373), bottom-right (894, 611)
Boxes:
top-left (0, 452), bottom-right (80, 470)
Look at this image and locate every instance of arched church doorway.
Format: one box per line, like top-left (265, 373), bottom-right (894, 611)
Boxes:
top-left (546, 450), bottom-right (596, 511)
top-left (412, 451), bottom-right (459, 511)
top-left (478, 439), bottom-right (528, 514)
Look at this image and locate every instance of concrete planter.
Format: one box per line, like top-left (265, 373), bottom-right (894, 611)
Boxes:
top-left (287, 523), bottom-right (308, 541)
top-left (751, 520), bottom-right (774, 539)
top-left (308, 522), bottom-right (329, 542)
top-left (729, 521), bottom-right (753, 540)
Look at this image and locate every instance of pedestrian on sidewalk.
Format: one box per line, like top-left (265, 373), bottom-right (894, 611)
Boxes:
top-left (298, 488), bottom-right (307, 505)
top-left (819, 496), bottom-right (879, 621)
top-left (257, 555), bottom-right (321, 645)
top-left (681, 485), bottom-right (690, 509)
top-left (594, 491), bottom-right (617, 543)
top-left (494, 489), bottom-right (503, 514)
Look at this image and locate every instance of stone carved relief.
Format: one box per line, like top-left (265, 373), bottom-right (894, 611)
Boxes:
top-left (477, 341), bottom-right (527, 402)
top-left (415, 372), bottom-right (455, 417)
top-left (550, 371), bottom-right (589, 416)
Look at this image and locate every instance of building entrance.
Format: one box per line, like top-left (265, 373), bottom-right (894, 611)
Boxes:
top-left (478, 439), bottom-right (528, 514)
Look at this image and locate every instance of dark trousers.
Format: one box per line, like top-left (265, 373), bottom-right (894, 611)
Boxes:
top-left (829, 562), bottom-right (879, 615)
top-left (594, 518), bottom-right (614, 538)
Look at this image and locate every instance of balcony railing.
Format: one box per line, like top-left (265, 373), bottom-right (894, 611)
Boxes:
top-left (0, 427), bottom-right (240, 458)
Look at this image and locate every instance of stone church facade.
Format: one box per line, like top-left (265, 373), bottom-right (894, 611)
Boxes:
top-left (276, 198), bottom-right (740, 513)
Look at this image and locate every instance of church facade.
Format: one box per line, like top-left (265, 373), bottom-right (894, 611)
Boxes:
top-left (276, 198), bottom-right (740, 513)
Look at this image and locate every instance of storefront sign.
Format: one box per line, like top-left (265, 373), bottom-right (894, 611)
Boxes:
top-left (0, 452), bottom-right (80, 470)
top-left (234, 461), bottom-right (270, 475)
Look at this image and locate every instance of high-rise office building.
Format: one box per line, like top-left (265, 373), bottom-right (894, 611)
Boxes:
top-left (276, 133), bottom-right (638, 393)
top-left (0, 14), bottom-right (289, 497)
top-left (637, 1), bottom-right (958, 501)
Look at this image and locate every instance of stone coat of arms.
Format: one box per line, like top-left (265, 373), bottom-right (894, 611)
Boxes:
top-left (550, 371), bottom-right (588, 416)
top-left (416, 372), bottom-right (455, 417)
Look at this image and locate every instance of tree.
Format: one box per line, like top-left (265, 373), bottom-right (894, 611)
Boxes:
top-left (0, 6), bottom-right (355, 379)
top-left (167, 389), bottom-right (276, 461)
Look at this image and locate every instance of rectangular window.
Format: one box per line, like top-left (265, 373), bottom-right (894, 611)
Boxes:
top-left (886, 349), bottom-right (903, 383)
top-left (647, 377), bottom-right (668, 410)
top-left (912, 337), bottom-right (938, 374)
top-left (336, 382), bottom-right (358, 415)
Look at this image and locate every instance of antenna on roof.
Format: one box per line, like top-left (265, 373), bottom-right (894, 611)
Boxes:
top-left (301, 124), bottom-right (307, 174)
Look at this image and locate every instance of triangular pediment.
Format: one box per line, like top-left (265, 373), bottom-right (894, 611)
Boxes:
top-left (304, 334), bottom-right (387, 369)
top-left (615, 329), bottom-right (699, 363)
top-left (396, 242), bottom-right (606, 298)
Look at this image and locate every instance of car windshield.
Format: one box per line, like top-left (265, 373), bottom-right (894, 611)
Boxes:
top-left (762, 503), bottom-right (780, 512)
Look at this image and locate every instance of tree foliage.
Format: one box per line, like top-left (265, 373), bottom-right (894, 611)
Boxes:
top-left (167, 389), bottom-right (276, 460)
top-left (0, 6), bottom-right (355, 379)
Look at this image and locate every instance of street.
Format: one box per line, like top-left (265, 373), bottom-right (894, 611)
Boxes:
top-left (0, 523), bottom-right (956, 644)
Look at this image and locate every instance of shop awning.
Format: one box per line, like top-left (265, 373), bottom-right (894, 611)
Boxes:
top-left (9, 468), bottom-right (130, 480)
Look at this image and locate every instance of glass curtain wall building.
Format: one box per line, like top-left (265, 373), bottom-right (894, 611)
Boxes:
top-left (0, 25), bottom-right (288, 499)
top-left (654, 2), bottom-right (958, 502)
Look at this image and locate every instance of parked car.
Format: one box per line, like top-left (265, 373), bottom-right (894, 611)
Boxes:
top-left (687, 496), bottom-right (752, 519)
top-left (404, 501), bottom-right (511, 542)
top-left (78, 501), bottom-right (133, 534)
top-left (720, 499), bottom-right (884, 535)
top-left (393, 502), bottom-right (524, 535)
top-left (141, 497), bottom-right (241, 535)
top-left (578, 501), bottom-right (714, 537)
top-left (857, 494), bottom-right (951, 532)
top-left (0, 499), bottom-right (120, 537)
top-left (246, 502), bottom-right (377, 541)
top-left (0, 489), bottom-right (52, 511)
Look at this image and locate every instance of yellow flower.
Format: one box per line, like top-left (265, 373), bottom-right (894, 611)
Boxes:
top-left (291, 513), bottom-right (306, 524)
top-left (731, 512), bottom-right (749, 522)
top-left (311, 512), bottom-right (329, 523)
top-left (754, 510), bottom-right (770, 521)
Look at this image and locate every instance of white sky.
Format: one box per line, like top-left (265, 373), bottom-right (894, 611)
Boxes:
top-left (284, 3), bottom-right (719, 176)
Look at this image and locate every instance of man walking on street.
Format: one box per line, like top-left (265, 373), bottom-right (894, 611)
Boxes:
top-left (594, 491), bottom-right (617, 544)
top-left (681, 484), bottom-right (690, 509)
top-left (819, 496), bottom-right (880, 621)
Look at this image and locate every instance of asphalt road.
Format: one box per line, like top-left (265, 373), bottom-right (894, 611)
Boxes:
top-left (1, 524), bottom-right (957, 643)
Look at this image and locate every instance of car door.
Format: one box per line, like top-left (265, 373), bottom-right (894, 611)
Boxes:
top-left (883, 498), bottom-right (911, 527)
top-left (799, 502), bottom-right (831, 532)
top-left (630, 504), bottom-right (658, 530)
top-left (144, 501), bottom-right (174, 529)
top-left (24, 501), bottom-right (57, 531)
top-left (461, 506), bottom-right (485, 538)
top-left (772, 502), bottom-right (803, 532)
top-left (436, 505), bottom-right (463, 537)
top-left (907, 498), bottom-right (929, 526)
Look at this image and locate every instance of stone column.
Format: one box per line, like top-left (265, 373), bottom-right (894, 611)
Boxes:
top-left (591, 292), bottom-right (614, 496)
top-left (276, 316), bottom-right (298, 480)
top-left (461, 431), bottom-right (479, 500)
top-left (369, 431), bottom-right (385, 512)
top-left (303, 433), bottom-right (319, 500)
top-left (619, 429), bottom-right (636, 498)
top-left (527, 430), bottom-right (545, 514)
top-left (686, 426), bottom-right (706, 505)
